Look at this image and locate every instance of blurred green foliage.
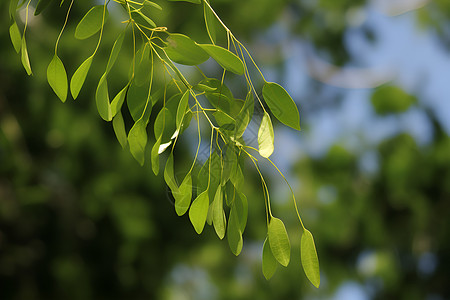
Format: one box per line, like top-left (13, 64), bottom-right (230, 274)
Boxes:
top-left (1, 0), bottom-right (450, 299)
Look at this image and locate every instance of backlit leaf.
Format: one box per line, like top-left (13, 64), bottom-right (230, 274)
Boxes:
top-left (95, 75), bottom-right (112, 121)
top-left (111, 83), bottom-right (129, 117)
top-left (258, 112), bottom-right (274, 158)
top-left (10, 0), bottom-right (19, 18)
top-left (35, 0), bottom-right (53, 15)
top-left (164, 153), bottom-right (178, 194)
top-left (176, 90), bottom-right (190, 129)
top-left (112, 112), bottom-right (127, 148)
top-left (9, 22), bottom-right (21, 53)
top-left (262, 237), bottom-right (278, 280)
top-left (47, 55), bottom-right (68, 103)
top-left (167, 0), bottom-right (201, 4)
top-left (227, 204), bottom-right (243, 255)
top-left (70, 56), bottom-right (93, 99)
top-left (21, 37), bottom-right (32, 75)
top-left (204, 0), bottom-right (217, 43)
top-left (268, 217), bottom-right (290, 267)
top-left (134, 46), bottom-right (152, 86)
top-left (301, 229), bottom-right (320, 288)
top-left (151, 136), bottom-right (161, 175)
top-left (262, 82), bottom-right (301, 130)
top-left (198, 44), bottom-right (244, 75)
top-left (189, 190), bottom-right (209, 234)
top-left (128, 118), bottom-right (148, 166)
top-left (165, 34), bottom-right (209, 66)
top-left (212, 185), bottom-right (226, 239)
top-left (173, 173), bottom-right (192, 216)
top-left (105, 31), bottom-right (125, 75)
top-left (75, 6), bottom-right (108, 40)
top-left (127, 82), bottom-right (149, 122)
top-left (235, 192), bottom-right (248, 232)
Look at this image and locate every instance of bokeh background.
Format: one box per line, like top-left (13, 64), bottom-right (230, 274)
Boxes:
top-left (1, 0), bottom-right (449, 299)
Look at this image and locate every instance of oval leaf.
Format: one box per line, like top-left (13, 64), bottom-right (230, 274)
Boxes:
top-left (151, 136), bottom-right (162, 175)
top-left (111, 83), bottom-right (129, 117)
top-left (176, 90), bottom-right (190, 129)
top-left (258, 112), bottom-right (274, 158)
top-left (189, 190), bottom-right (209, 234)
top-left (128, 118), bottom-right (148, 166)
top-left (112, 112), bottom-right (127, 148)
top-left (198, 44), bottom-right (244, 75)
top-left (268, 217), bottom-right (291, 267)
top-left (227, 204), bottom-right (243, 255)
top-left (165, 34), bottom-right (209, 66)
top-left (70, 56), bottom-right (93, 100)
top-left (21, 38), bottom-right (32, 75)
top-left (75, 6), bottom-right (108, 40)
top-left (164, 153), bottom-right (178, 194)
top-left (262, 237), bottom-right (278, 280)
top-left (173, 173), bottom-right (192, 216)
top-left (9, 22), bottom-right (21, 53)
top-left (301, 229), bottom-right (320, 288)
top-left (106, 31), bottom-right (125, 75)
top-left (212, 185), bottom-right (226, 239)
top-left (95, 75), bottom-right (112, 121)
top-left (262, 82), bottom-right (301, 130)
top-left (47, 55), bottom-right (68, 102)
top-left (167, 0), bottom-right (201, 3)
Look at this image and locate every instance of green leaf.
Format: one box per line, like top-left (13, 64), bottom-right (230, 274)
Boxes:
top-left (47, 55), bottom-right (68, 103)
top-left (230, 163), bottom-right (244, 192)
top-left (75, 6), bottom-right (108, 40)
top-left (189, 190), bottom-right (209, 234)
top-left (173, 173), bottom-right (192, 216)
top-left (10, 0), bottom-right (19, 18)
top-left (176, 90), bottom-right (190, 129)
top-left (194, 83), bottom-right (217, 92)
top-left (134, 46), bottom-right (152, 86)
top-left (164, 153), bottom-right (178, 194)
top-left (70, 56), bottom-right (93, 100)
top-left (213, 110), bottom-right (235, 131)
top-left (112, 112), bottom-right (127, 148)
top-left (235, 192), bottom-right (248, 232)
top-left (105, 31), bottom-right (125, 75)
top-left (167, 0), bottom-right (201, 4)
top-left (262, 237), bottom-right (278, 280)
top-left (144, 1), bottom-right (162, 10)
top-left (111, 84), bottom-right (129, 118)
top-left (204, 0), bottom-right (217, 44)
top-left (301, 229), bottom-right (320, 288)
top-left (21, 37), bottom-right (32, 75)
top-left (212, 185), bottom-right (226, 239)
top-left (227, 204), bottom-right (243, 255)
top-left (9, 22), bottom-right (21, 53)
top-left (127, 82), bottom-right (149, 122)
top-left (128, 118), bottom-right (148, 166)
top-left (198, 44), bottom-right (244, 75)
top-left (165, 34), bottom-right (209, 66)
top-left (258, 112), bottom-right (274, 158)
top-left (262, 82), bottom-right (301, 130)
top-left (95, 75), bottom-right (112, 121)
top-left (151, 136), bottom-right (161, 175)
top-left (222, 146), bottom-right (237, 185)
top-left (234, 91), bottom-right (254, 138)
top-left (268, 217), bottom-right (290, 267)
top-left (132, 10), bottom-right (156, 28)
top-left (35, 0), bottom-right (53, 15)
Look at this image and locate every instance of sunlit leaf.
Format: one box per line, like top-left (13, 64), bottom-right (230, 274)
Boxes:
top-left (212, 185), bottom-right (226, 239)
top-left (301, 229), bottom-right (320, 288)
top-left (132, 10), bottom-right (156, 28)
top-left (234, 91), bottom-right (254, 138)
top-left (222, 146), bottom-right (237, 185)
top-left (9, 22), bottom-right (21, 53)
top-left (134, 46), bottom-right (152, 86)
top-left (262, 82), bottom-right (301, 130)
top-left (268, 217), bottom-right (290, 267)
top-left (128, 118), bottom-right (148, 166)
top-left (127, 82), bottom-right (149, 122)
top-left (173, 173), bottom-right (192, 216)
top-left (70, 56), bottom-right (93, 99)
top-left (204, 0), bottom-right (217, 43)
top-left (95, 75), bottom-right (112, 121)
top-left (198, 44), bottom-right (244, 75)
top-left (262, 237), bottom-right (278, 280)
top-left (105, 31), bottom-right (125, 75)
top-left (189, 190), bottom-right (209, 234)
top-left (258, 112), bottom-right (274, 158)
top-left (111, 83), bottom-right (129, 117)
top-left (112, 112), bottom-right (127, 148)
top-left (176, 90), bottom-right (190, 129)
top-left (21, 37), bottom-right (32, 75)
top-left (9, 0), bottom-right (19, 18)
top-left (227, 204), bottom-right (243, 255)
top-left (75, 6), bottom-right (108, 40)
top-left (164, 153), bottom-right (178, 196)
top-left (235, 191), bottom-right (248, 232)
top-left (47, 55), bottom-right (68, 102)
top-left (151, 136), bottom-right (162, 175)
top-left (165, 34), bottom-right (209, 66)
top-left (144, 1), bottom-right (162, 11)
